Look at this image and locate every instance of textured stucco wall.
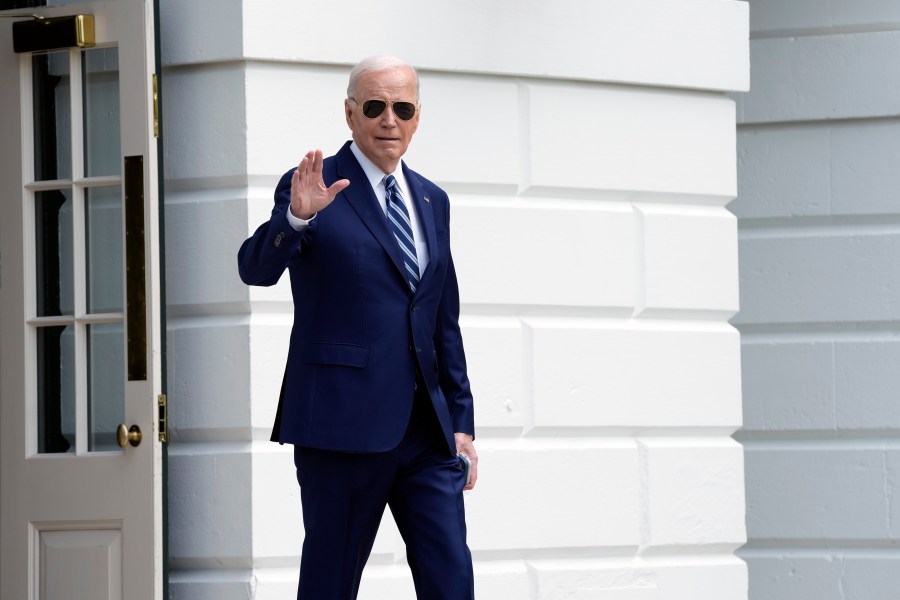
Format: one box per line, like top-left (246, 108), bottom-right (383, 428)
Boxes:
top-left (160, 1), bottom-right (749, 598)
top-left (734, 1), bottom-right (900, 598)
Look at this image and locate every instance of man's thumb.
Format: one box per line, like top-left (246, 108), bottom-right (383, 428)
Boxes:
top-left (328, 178), bottom-right (350, 199)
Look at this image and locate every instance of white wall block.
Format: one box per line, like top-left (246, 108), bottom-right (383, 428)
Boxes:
top-left (247, 319), bottom-right (293, 432)
top-left (458, 318), bottom-right (526, 431)
top-left (656, 561), bottom-right (748, 600)
top-left (404, 74), bottom-right (520, 188)
top-left (241, 0), bottom-right (749, 92)
top-left (250, 570), bottom-right (304, 600)
top-left (741, 555), bottom-right (843, 600)
top-left (741, 555), bottom-right (900, 600)
top-left (355, 565), bottom-right (417, 600)
top-left (834, 341), bottom-right (900, 429)
top-left (250, 448), bottom-right (303, 560)
top-left (835, 556), bottom-right (900, 600)
top-left (736, 120), bottom-right (900, 219)
top-left (167, 322), bottom-right (252, 437)
top-left (527, 560), bottom-right (658, 599)
top-left (159, 0), bottom-right (243, 66)
top-left (169, 574), bottom-right (256, 600)
top-left (643, 440), bottom-right (746, 547)
top-left (749, 0), bottom-right (900, 33)
top-left (740, 342), bottom-right (836, 432)
top-left (737, 233), bottom-right (900, 325)
top-left (744, 449), bottom-right (900, 540)
top-left (168, 450), bottom-right (252, 562)
top-left (738, 32), bottom-right (900, 124)
top-left (830, 120), bottom-right (900, 215)
top-left (527, 83), bottom-right (737, 197)
top-left (245, 64), bottom-right (352, 178)
top-left (464, 444), bottom-right (641, 550)
top-left (469, 561), bottom-right (531, 600)
top-left (744, 340), bottom-right (900, 433)
top-left (639, 206), bottom-right (739, 314)
top-left (524, 558), bottom-right (748, 600)
top-left (734, 126), bottom-right (832, 219)
top-left (165, 193), bottom-right (252, 308)
top-left (452, 203), bottom-right (636, 308)
top-left (529, 322), bottom-right (741, 429)
top-left (163, 65), bottom-right (249, 181)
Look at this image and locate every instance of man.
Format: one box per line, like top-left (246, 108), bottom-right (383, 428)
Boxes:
top-left (237, 55), bottom-right (477, 599)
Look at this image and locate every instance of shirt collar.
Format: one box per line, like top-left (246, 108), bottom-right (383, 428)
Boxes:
top-left (349, 141), bottom-right (404, 191)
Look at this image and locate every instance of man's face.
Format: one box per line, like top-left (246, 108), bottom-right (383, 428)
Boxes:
top-left (345, 66), bottom-right (420, 174)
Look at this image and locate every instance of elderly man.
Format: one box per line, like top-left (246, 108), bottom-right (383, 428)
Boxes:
top-left (238, 55), bottom-right (477, 599)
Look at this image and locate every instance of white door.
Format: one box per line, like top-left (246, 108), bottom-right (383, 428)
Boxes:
top-left (0, 2), bottom-right (163, 599)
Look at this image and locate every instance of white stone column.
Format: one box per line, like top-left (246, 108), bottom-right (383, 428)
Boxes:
top-left (161, 1), bottom-right (749, 597)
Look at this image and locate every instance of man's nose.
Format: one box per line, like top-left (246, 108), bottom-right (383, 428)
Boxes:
top-left (380, 107), bottom-right (398, 126)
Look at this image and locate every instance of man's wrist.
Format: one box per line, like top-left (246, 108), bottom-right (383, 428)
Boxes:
top-left (286, 206), bottom-right (316, 230)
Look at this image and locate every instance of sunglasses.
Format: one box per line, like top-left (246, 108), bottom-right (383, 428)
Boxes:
top-left (350, 98), bottom-right (418, 121)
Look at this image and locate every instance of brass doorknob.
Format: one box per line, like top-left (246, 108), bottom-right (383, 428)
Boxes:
top-left (116, 424), bottom-right (143, 448)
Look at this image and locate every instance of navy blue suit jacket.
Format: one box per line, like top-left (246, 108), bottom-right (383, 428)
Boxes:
top-left (238, 142), bottom-right (474, 454)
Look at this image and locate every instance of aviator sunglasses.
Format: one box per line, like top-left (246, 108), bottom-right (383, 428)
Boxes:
top-left (349, 98), bottom-right (418, 121)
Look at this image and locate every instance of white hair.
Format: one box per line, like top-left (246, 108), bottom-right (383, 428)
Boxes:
top-left (347, 55), bottom-right (420, 101)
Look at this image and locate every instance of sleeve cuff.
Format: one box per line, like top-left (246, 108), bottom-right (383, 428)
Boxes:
top-left (285, 207), bottom-right (316, 231)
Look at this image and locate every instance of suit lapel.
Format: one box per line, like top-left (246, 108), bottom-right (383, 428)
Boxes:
top-left (334, 144), bottom-right (408, 284)
top-left (403, 163), bottom-right (438, 289)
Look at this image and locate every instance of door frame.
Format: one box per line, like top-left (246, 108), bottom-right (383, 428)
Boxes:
top-left (0, 1), bottom-right (167, 598)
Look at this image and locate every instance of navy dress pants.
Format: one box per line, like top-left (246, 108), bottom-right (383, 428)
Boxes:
top-left (293, 397), bottom-right (475, 599)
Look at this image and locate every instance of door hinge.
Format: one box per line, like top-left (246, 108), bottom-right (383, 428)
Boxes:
top-left (152, 73), bottom-right (159, 138)
top-left (158, 394), bottom-right (168, 443)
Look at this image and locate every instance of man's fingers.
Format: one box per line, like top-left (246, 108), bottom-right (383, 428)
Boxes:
top-left (327, 178), bottom-right (350, 199)
top-left (292, 149), bottom-right (343, 217)
top-left (300, 151), bottom-right (312, 172)
top-left (312, 149), bottom-right (324, 173)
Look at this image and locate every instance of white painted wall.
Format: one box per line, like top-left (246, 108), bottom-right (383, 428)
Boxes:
top-left (734, 1), bottom-right (900, 598)
top-left (160, 1), bottom-right (749, 598)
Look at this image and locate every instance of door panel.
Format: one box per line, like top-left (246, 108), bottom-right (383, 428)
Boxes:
top-left (37, 525), bottom-right (123, 600)
top-left (0, 2), bottom-right (163, 599)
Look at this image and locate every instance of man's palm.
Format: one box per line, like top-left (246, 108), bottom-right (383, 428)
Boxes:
top-left (290, 149), bottom-right (350, 220)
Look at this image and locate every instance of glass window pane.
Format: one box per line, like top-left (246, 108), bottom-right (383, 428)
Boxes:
top-left (32, 51), bottom-right (72, 181)
top-left (85, 186), bottom-right (123, 313)
top-left (37, 325), bottom-right (75, 454)
top-left (82, 47), bottom-right (120, 177)
top-left (88, 322), bottom-right (125, 452)
top-left (35, 189), bottom-right (74, 317)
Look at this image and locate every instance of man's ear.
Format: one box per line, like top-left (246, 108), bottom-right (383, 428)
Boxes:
top-left (344, 99), bottom-right (354, 128)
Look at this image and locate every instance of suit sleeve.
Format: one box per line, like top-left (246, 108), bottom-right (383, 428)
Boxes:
top-left (433, 199), bottom-right (476, 438)
top-left (237, 169), bottom-right (314, 287)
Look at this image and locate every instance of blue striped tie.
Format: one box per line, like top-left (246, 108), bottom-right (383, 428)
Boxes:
top-left (384, 174), bottom-right (420, 292)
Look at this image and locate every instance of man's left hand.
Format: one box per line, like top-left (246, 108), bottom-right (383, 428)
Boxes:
top-left (455, 433), bottom-right (478, 491)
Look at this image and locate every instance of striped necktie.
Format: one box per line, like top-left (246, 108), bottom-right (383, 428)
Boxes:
top-left (383, 174), bottom-right (420, 292)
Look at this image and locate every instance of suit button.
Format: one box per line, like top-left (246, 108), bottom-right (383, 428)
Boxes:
top-left (410, 305), bottom-right (418, 311)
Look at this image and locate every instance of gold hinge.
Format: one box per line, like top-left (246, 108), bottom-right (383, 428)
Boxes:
top-left (152, 74), bottom-right (159, 138)
top-left (158, 394), bottom-right (168, 443)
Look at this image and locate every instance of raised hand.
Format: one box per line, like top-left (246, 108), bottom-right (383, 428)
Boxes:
top-left (290, 149), bottom-right (350, 220)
